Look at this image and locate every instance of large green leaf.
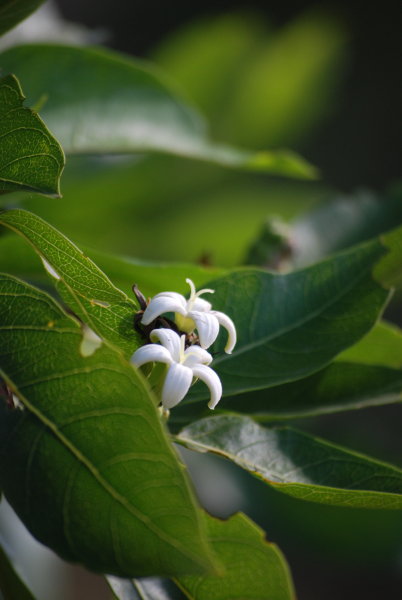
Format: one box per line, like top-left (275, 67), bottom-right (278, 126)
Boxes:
top-left (186, 240), bottom-right (389, 399)
top-left (0, 0), bottom-right (45, 36)
top-left (108, 513), bottom-right (295, 600)
top-left (177, 416), bottom-right (402, 509)
top-left (172, 321), bottom-right (402, 424)
top-left (0, 74), bottom-right (64, 196)
top-left (0, 540), bottom-right (36, 600)
top-left (0, 230), bottom-right (226, 298)
top-left (0, 44), bottom-right (315, 178)
top-left (338, 320), bottom-right (402, 368)
top-left (0, 209), bottom-right (141, 356)
top-left (0, 274), bottom-right (215, 576)
top-left (176, 513), bottom-right (295, 600)
top-left (172, 361), bottom-right (402, 425)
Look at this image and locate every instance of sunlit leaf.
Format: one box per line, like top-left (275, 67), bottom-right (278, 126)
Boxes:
top-left (0, 209), bottom-right (141, 356)
top-left (0, 274), bottom-right (215, 577)
top-left (176, 513), bottom-right (295, 600)
top-left (0, 230), bottom-right (226, 298)
top-left (0, 74), bottom-right (64, 196)
top-left (0, 44), bottom-right (315, 178)
top-left (178, 416), bottom-right (402, 509)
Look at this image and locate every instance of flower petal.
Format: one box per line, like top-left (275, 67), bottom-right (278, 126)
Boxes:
top-left (183, 345), bottom-right (213, 367)
top-left (212, 311), bottom-right (237, 354)
top-left (130, 343), bottom-right (172, 367)
top-left (141, 294), bottom-right (186, 325)
top-left (161, 363), bottom-right (193, 409)
top-left (188, 311), bottom-right (219, 349)
top-left (150, 328), bottom-right (182, 362)
top-left (191, 364), bottom-right (222, 410)
top-left (191, 297), bottom-right (213, 312)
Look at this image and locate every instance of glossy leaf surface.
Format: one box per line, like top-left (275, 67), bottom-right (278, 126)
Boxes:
top-left (0, 44), bottom-right (315, 178)
top-left (0, 274), bottom-right (214, 576)
top-left (0, 0), bottom-right (45, 36)
top-left (178, 416), bottom-right (402, 509)
top-left (0, 209), bottom-right (141, 356)
top-left (0, 74), bottom-right (64, 196)
top-left (187, 240), bottom-right (389, 398)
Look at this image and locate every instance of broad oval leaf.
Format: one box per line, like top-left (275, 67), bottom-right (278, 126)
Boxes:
top-left (0, 274), bottom-right (215, 577)
top-left (178, 416), bottom-right (402, 509)
top-left (0, 44), bottom-right (315, 178)
top-left (0, 74), bottom-right (64, 196)
top-left (0, 0), bottom-right (45, 36)
top-left (108, 513), bottom-right (295, 600)
top-left (186, 239), bottom-right (390, 399)
top-left (176, 513), bottom-right (295, 600)
top-left (0, 209), bottom-right (141, 356)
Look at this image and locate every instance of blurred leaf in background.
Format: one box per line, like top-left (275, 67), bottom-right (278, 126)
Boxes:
top-left (152, 9), bottom-right (348, 148)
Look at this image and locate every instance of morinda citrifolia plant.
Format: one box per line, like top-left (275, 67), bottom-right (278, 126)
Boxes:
top-left (0, 2), bottom-right (402, 598)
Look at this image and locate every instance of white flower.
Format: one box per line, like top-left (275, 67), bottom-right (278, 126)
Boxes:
top-left (141, 278), bottom-right (236, 353)
top-left (131, 328), bottom-right (222, 410)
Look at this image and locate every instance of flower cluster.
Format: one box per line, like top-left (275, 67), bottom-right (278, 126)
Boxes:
top-left (131, 278), bottom-right (236, 413)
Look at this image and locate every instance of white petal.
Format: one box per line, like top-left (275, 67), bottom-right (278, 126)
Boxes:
top-left (150, 328), bottom-right (181, 362)
top-left (131, 344), bottom-right (172, 367)
top-left (141, 295), bottom-right (186, 325)
top-left (191, 297), bottom-right (212, 312)
top-left (212, 311), bottom-right (237, 354)
top-left (191, 365), bottom-right (222, 410)
top-left (161, 363), bottom-right (193, 409)
top-left (189, 311), bottom-right (219, 349)
top-left (183, 345), bottom-right (213, 367)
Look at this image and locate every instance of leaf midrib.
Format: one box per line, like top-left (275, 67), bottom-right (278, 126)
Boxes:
top-left (213, 258), bottom-right (386, 367)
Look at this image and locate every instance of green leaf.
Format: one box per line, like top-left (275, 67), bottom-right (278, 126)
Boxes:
top-left (153, 11), bottom-right (346, 149)
top-left (0, 273), bottom-right (215, 577)
top-left (187, 240), bottom-right (390, 399)
top-left (0, 0), bottom-right (45, 36)
top-left (108, 513), bottom-right (295, 600)
top-left (0, 74), bottom-right (64, 196)
top-left (0, 227), bottom-right (226, 299)
top-left (172, 321), bottom-right (402, 424)
top-left (0, 540), bottom-right (36, 600)
top-left (177, 416), bottom-right (402, 509)
top-left (0, 209), bottom-right (141, 356)
top-left (337, 320), bottom-right (402, 369)
top-left (176, 513), bottom-right (295, 600)
top-left (374, 225), bottom-right (402, 289)
top-left (172, 362), bottom-right (402, 425)
top-left (0, 44), bottom-right (315, 178)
